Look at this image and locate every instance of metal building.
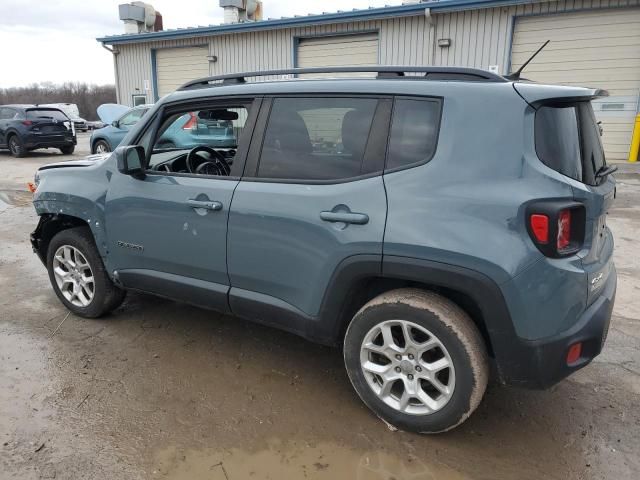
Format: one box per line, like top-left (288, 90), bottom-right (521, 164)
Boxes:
top-left (98, 0), bottom-right (640, 161)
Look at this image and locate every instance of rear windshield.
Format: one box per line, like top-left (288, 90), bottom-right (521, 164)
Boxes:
top-left (535, 102), bottom-right (605, 185)
top-left (26, 109), bottom-right (69, 121)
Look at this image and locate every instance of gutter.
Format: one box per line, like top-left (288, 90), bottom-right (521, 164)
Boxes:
top-left (97, 0), bottom-right (536, 45)
top-left (102, 44), bottom-right (121, 104)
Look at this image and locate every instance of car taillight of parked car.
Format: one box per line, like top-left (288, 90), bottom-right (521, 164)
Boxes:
top-left (22, 120), bottom-right (33, 126)
top-left (182, 112), bottom-right (198, 130)
top-left (527, 202), bottom-right (585, 258)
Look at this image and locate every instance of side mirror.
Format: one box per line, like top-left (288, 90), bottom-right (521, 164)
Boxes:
top-left (112, 120), bottom-right (119, 128)
top-left (116, 145), bottom-right (145, 177)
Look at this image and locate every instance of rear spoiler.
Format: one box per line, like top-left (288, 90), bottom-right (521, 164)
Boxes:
top-left (513, 83), bottom-right (608, 108)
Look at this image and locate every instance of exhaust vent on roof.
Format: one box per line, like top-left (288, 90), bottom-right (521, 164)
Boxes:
top-left (219, 0), bottom-right (263, 24)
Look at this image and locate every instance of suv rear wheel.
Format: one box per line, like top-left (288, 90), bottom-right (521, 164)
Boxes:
top-left (8, 135), bottom-right (25, 157)
top-left (60, 145), bottom-right (75, 155)
top-left (46, 227), bottom-right (125, 318)
top-left (344, 288), bottom-right (489, 433)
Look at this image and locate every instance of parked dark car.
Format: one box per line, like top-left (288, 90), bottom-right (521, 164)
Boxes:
top-left (0, 105), bottom-right (76, 157)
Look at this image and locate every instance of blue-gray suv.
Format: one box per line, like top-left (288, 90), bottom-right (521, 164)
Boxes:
top-left (30, 67), bottom-right (617, 433)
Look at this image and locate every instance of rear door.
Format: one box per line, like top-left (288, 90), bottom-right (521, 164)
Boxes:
top-left (227, 95), bottom-right (390, 320)
top-left (0, 108), bottom-right (15, 146)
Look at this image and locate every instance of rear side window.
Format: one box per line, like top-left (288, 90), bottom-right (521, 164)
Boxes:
top-left (26, 109), bottom-right (68, 121)
top-left (535, 102), bottom-right (605, 185)
top-left (258, 97), bottom-right (378, 181)
top-left (386, 98), bottom-right (441, 170)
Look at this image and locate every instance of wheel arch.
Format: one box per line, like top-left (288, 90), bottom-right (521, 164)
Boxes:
top-left (320, 255), bottom-right (517, 363)
top-left (91, 136), bottom-right (110, 153)
top-left (31, 214), bottom-right (92, 265)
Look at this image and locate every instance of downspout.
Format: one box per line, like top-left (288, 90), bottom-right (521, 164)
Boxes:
top-left (102, 43), bottom-right (121, 105)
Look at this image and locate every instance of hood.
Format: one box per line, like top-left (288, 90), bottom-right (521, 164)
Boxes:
top-left (97, 103), bottom-right (129, 125)
top-left (38, 154), bottom-right (109, 171)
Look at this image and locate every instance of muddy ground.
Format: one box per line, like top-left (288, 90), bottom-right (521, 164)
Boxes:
top-left (1, 137), bottom-right (639, 479)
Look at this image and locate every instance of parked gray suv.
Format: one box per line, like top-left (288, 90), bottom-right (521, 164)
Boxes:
top-left (30, 67), bottom-right (617, 433)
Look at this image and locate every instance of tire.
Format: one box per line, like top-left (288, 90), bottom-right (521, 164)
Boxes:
top-left (93, 140), bottom-right (110, 154)
top-left (8, 134), bottom-right (26, 157)
top-left (46, 227), bottom-right (125, 318)
top-left (60, 145), bottom-right (75, 155)
top-left (344, 288), bottom-right (489, 434)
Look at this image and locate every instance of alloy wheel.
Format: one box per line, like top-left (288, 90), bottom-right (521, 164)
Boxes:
top-left (360, 320), bottom-right (456, 415)
top-left (52, 245), bottom-right (95, 307)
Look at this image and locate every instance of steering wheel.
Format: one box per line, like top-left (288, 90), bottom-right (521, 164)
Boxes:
top-left (186, 146), bottom-right (231, 176)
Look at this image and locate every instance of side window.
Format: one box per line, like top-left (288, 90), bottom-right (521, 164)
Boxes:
top-left (257, 97), bottom-right (378, 181)
top-left (145, 105), bottom-right (250, 176)
top-left (119, 109), bottom-right (145, 127)
top-left (535, 105), bottom-right (582, 182)
top-left (0, 108), bottom-right (15, 120)
top-left (386, 98), bottom-right (441, 171)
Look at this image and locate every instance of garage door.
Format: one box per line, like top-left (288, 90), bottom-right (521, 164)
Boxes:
top-left (156, 46), bottom-right (210, 98)
top-left (297, 33), bottom-right (378, 76)
top-left (511, 8), bottom-right (640, 161)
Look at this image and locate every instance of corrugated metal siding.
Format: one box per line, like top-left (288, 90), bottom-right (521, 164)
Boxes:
top-left (112, 0), bottom-right (640, 101)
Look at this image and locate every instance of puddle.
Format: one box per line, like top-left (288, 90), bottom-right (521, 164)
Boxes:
top-left (0, 189), bottom-right (33, 211)
top-left (152, 440), bottom-right (468, 480)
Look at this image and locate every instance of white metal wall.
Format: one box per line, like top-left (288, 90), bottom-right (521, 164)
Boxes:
top-left (112, 0), bottom-right (640, 105)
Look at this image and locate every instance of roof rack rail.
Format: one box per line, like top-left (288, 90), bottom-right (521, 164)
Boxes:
top-left (178, 66), bottom-right (506, 90)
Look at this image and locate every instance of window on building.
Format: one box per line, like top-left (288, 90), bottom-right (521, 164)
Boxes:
top-left (386, 99), bottom-right (441, 171)
top-left (257, 97), bottom-right (378, 181)
top-left (132, 94), bottom-right (148, 107)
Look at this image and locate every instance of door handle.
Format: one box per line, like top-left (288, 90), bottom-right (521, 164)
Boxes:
top-left (186, 199), bottom-right (223, 211)
top-left (320, 211), bottom-right (369, 225)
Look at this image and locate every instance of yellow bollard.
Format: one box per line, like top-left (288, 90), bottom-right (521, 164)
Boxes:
top-left (629, 113), bottom-right (640, 163)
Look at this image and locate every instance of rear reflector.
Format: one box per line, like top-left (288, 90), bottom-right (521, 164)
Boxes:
top-left (566, 342), bottom-right (582, 364)
top-left (530, 214), bottom-right (549, 243)
top-left (557, 209), bottom-right (572, 250)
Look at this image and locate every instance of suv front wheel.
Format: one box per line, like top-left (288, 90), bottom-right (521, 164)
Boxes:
top-left (344, 288), bottom-right (489, 433)
top-left (46, 227), bottom-right (125, 318)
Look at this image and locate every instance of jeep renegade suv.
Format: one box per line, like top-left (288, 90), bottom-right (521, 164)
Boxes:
top-left (30, 67), bottom-right (617, 433)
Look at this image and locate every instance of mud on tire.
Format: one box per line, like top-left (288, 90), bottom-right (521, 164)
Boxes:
top-left (344, 288), bottom-right (489, 434)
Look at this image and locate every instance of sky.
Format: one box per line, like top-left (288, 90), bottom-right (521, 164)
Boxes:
top-left (0, 0), bottom-right (404, 88)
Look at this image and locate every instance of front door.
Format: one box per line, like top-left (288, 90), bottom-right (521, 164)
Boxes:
top-left (227, 96), bottom-right (390, 319)
top-left (104, 99), bottom-right (258, 312)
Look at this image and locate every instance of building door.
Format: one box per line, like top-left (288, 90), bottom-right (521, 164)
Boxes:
top-left (511, 8), bottom-right (640, 161)
top-left (297, 33), bottom-right (379, 76)
top-left (155, 46), bottom-right (210, 98)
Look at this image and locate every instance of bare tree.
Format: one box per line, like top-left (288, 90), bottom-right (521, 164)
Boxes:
top-left (0, 83), bottom-right (116, 120)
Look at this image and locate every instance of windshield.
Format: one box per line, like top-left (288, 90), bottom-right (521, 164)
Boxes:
top-left (535, 102), bottom-right (606, 186)
top-left (26, 109), bottom-right (69, 121)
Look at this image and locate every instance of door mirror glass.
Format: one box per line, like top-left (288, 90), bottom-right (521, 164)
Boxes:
top-left (112, 120), bottom-right (119, 128)
top-left (116, 145), bottom-right (145, 176)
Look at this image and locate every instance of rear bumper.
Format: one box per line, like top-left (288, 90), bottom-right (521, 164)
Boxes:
top-left (496, 264), bottom-right (616, 389)
top-left (25, 134), bottom-right (76, 149)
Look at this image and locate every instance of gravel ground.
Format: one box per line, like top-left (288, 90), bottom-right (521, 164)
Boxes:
top-left (1, 138), bottom-right (639, 480)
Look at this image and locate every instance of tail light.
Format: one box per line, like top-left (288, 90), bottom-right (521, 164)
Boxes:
top-left (182, 112), bottom-right (197, 130)
top-left (526, 201), bottom-right (585, 258)
top-left (22, 120), bottom-right (33, 126)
